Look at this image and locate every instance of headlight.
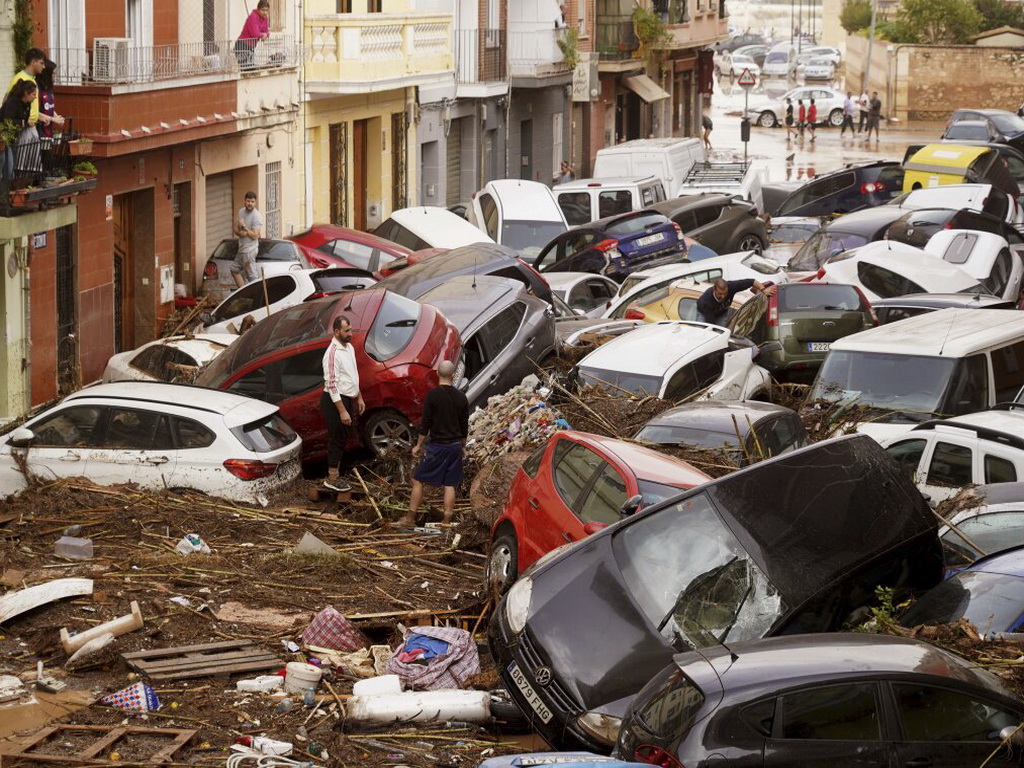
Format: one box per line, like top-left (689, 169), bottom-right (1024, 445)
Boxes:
top-left (577, 711), bottom-right (623, 746)
top-left (504, 575), bottom-right (533, 635)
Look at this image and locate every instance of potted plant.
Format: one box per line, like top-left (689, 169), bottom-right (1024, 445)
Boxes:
top-left (72, 161), bottom-right (98, 180)
top-left (69, 137), bottom-right (93, 156)
top-left (0, 119), bottom-right (18, 152)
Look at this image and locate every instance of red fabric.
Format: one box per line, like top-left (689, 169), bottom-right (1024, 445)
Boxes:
top-left (807, 105), bottom-right (817, 123)
top-left (239, 10), bottom-right (269, 41)
top-left (302, 606), bottom-right (367, 652)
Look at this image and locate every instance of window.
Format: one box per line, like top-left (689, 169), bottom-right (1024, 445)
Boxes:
top-left (478, 194), bottom-right (499, 241)
top-left (993, 341), bottom-right (1024, 402)
top-left (265, 162), bottom-right (281, 238)
top-left (232, 413), bottom-right (297, 452)
top-left (174, 418), bottom-right (216, 449)
top-left (985, 454), bottom-right (1017, 484)
top-left (857, 262), bottom-right (924, 299)
top-left (599, 190), bottom-right (632, 218)
top-left (103, 408), bottom-right (172, 451)
top-left (893, 684), bottom-right (1018, 742)
top-left (552, 442), bottom-right (603, 509)
top-left (30, 406), bottom-right (103, 447)
top-left (558, 192), bottom-right (592, 226)
top-left (693, 204), bottom-right (722, 228)
top-left (926, 441), bottom-right (974, 488)
top-left (579, 464), bottom-right (628, 524)
top-left (780, 684), bottom-right (880, 740)
top-left (365, 293), bottom-right (422, 361)
top-left (742, 699), bottom-right (776, 737)
top-left (885, 439), bottom-right (927, 479)
top-left (664, 365), bottom-right (699, 401)
top-left (324, 239), bottom-right (375, 271)
top-left (672, 210), bottom-right (699, 233)
top-left (521, 442), bottom-right (546, 478)
top-left (278, 349), bottom-right (326, 396)
top-left (984, 249), bottom-right (1013, 297)
top-left (482, 302), bottom-right (527, 356)
top-left (214, 276), bottom-right (295, 322)
top-left (130, 345), bottom-right (198, 382)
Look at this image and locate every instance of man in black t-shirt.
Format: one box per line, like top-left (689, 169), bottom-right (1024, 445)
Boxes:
top-left (696, 277), bottom-right (776, 327)
top-left (399, 360), bottom-right (470, 526)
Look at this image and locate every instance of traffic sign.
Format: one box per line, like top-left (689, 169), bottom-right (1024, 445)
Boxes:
top-left (737, 67), bottom-right (756, 88)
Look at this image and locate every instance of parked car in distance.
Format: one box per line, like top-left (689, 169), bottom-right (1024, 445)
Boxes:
top-left (802, 56), bottom-right (835, 80)
top-left (724, 33), bottom-right (767, 51)
top-left (726, 53), bottom-right (761, 80)
top-left (575, 321), bottom-right (772, 401)
top-left (0, 382), bottom-right (302, 503)
top-left (618, 633), bottom-right (1023, 768)
top-left (194, 289), bottom-right (461, 462)
top-left (592, 138), bottom-right (706, 197)
top-left (773, 161), bottom-right (904, 217)
top-left (760, 46), bottom-right (796, 79)
top-left (873, 292), bottom-right (1015, 324)
top-left (801, 44), bottom-right (841, 66)
top-left (943, 119), bottom-right (1002, 144)
top-left (102, 334), bottom-right (237, 384)
top-left (553, 177), bottom-right (668, 226)
top-left (946, 107), bottom-right (1024, 153)
top-left (746, 86), bottom-right (845, 128)
top-left (199, 238), bottom-right (314, 303)
top-left (287, 224), bottom-right (413, 274)
top-left (727, 282), bottom-right (876, 381)
top-left (486, 430), bottom-right (710, 593)
top-left (544, 272), bottom-right (620, 318)
top-left (373, 206), bottom-right (495, 250)
top-left (204, 268), bottom-right (377, 335)
top-left (468, 179), bottom-right (568, 259)
top-left (635, 400), bottom-right (808, 466)
top-left (732, 43), bottom-right (768, 68)
top-left (931, 482), bottom-right (1024, 568)
top-left (532, 210), bottom-right (687, 282)
top-left (489, 434), bottom-right (943, 752)
top-left (415, 276), bottom-right (555, 410)
top-left (651, 193), bottom-right (767, 254)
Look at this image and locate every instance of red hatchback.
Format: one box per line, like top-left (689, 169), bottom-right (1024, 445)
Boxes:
top-left (288, 224), bottom-right (414, 274)
top-left (487, 430), bottom-right (710, 592)
top-left (194, 288), bottom-right (461, 462)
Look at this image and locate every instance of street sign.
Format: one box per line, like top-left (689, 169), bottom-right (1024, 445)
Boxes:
top-left (737, 67), bottom-right (756, 87)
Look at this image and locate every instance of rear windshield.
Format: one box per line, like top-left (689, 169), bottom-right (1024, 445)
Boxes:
top-left (312, 274), bottom-right (373, 294)
top-left (579, 365), bottom-right (662, 397)
top-left (364, 292), bottom-right (422, 362)
top-left (636, 424), bottom-right (741, 452)
top-left (502, 220), bottom-right (567, 258)
top-left (780, 284), bottom-right (864, 311)
top-left (257, 241), bottom-right (301, 262)
top-left (946, 124), bottom-right (990, 141)
top-left (989, 112), bottom-right (1024, 134)
top-left (607, 213), bottom-right (670, 236)
top-left (231, 413), bottom-right (297, 452)
top-left (788, 232), bottom-right (869, 272)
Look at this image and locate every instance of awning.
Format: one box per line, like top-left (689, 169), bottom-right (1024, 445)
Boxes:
top-left (623, 74), bottom-right (670, 103)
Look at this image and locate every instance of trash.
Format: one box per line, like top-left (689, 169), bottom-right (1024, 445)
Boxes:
top-left (346, 690), bottom-right (490, 724)
top-left (0, 674), bottom-right (25, 702)
top-left (352, 674), bottom-right (402, 697)
top-left (305, 645), bottom-right (375, 677)
top-left (54, 536), bottom-right (93, 560)
top-left (65, 632), bottom-right (115, 667)
top-left (386, 626), bottom-right (480, 691)
top-left (293, 532), bottom-right (340, 557)
top-left (234, 735), bottom-right (293, 756)
top-left (303, 687), bottom-right (316, 708)
top-left (465, 386), bottom-right (564, 465)
top-left (122, 640), bottom-right (282, 680)
top-left (35, 661), bottom-right (67, 694)
top-left (102, 681), bottom-right (161, 712)
top-left (274, 698), bottom-right (295, 714)
top-left (283, 662), bottom-right (322, 694)
top-left (283, 640), bottom-right (300, 653)
top-left (371, 645), bottom-right (393, 675)
top-left (62, 524), bottom-right (83, 537)
top-left (236, 675), bottom-right (284, 692)
top-left (169, 596), bottom-right (191, 608)
top-left (301, 606), bottom-right (367, 652)
top-left (61, 600), bottom-right (144, 654)
top-left (215, 601), bottom-right (304, 631)
top-left (175, 533), bottom-right (210, 555)
top-left (0, 578), bottom-right (93, 624)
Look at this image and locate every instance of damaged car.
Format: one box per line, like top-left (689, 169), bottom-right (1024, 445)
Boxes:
top-left (488, 434), bottom-right (943, 752)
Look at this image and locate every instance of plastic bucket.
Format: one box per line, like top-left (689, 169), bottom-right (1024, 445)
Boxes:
top-left (283, 662), bottom-right (322, 693)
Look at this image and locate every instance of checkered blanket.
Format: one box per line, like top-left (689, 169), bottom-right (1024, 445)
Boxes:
top-left (386, 626), bottom-right (480, 691)
top-left (301, 606), bottom-right (367, 652)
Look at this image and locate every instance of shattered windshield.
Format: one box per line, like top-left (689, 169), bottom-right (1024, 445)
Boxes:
top-left (613, 491), bottom-right (786, 651)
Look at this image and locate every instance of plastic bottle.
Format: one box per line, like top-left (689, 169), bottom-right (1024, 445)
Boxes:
top-left (273, 698), bottom-right (294, 714)
top-left (234, 736), bottom-right (293, 756)
top-left (303, 686), bottom-right (316, 708)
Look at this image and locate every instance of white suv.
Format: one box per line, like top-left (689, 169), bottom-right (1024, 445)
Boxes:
top-left (882, 405), bottom-right (1024, 504)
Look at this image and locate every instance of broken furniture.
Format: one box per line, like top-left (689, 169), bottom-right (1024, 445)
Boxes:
top-left (61, 601), bottom-right (144, 654)
top-left (122, 639), bottom-right (283, 681)
top-left (0, 724), bottom-right (195, 765)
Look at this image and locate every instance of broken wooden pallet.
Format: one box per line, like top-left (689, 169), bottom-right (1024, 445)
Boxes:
top-left (1, 724), bottom-right (195, 765)
top-left (121, 639), bottom-right (282, 681)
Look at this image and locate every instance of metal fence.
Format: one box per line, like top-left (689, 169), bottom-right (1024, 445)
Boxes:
top-left (1, 129), bottom-right (81, 215)
top-left (596, 17), bottom-right (639, 60)
top-left (455, 28), bottom-right (507, 84)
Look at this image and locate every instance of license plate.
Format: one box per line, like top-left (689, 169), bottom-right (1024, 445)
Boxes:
top-left (808, 342), bottom-right (832, 352)
top-left (635, 233), bottom-right (665, 247)
top-left (508, 662), bottom-right (553, 723)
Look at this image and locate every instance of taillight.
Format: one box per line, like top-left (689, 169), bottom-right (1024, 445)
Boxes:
top-left (305, 291), bottom-right (331, 301)
top-left (595, 238), bottom-right (620, 253)
top-left (204, 261), bottom-right (218, 278)
top-left (671, 222), bottom-right (684, 241)
top-left (625, 306), bottom-right (646, 320)
top-left (854, 286), bottom-right (878, 325)
top-left (635, 744), bottom-right (684, 768)
top-left (767, 293), bottom-right (778, 327)
top-left (223, 459), bottom-right (278, 480)
top-left (860, 182), bottom-right (885, 194)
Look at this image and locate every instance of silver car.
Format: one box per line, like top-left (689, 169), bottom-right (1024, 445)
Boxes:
top-left (745, 85), bottom-right (846, 128)
top-left (199, 238), bottom-right (314, 304)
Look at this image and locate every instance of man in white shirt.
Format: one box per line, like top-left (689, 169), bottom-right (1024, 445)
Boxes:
top-left (320, 316), bottom-right (365, 492)
top-left (232, 191), bottom-right (263, 287)
top-left (858, 91), bottom-right (870, 134)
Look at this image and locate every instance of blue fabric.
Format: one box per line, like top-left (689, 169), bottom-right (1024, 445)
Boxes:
top-left (405, 633), bottom-right (451, 659)
top-left (413, 440), bottom-right (464, 487)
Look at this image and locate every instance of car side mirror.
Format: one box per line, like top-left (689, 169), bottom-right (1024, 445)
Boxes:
top-left (620, 493), bottom-right (643, 517)
top-left (8, 427), bottom-right (35, 448)
top-left (583, 522), bottom-right (609, 535)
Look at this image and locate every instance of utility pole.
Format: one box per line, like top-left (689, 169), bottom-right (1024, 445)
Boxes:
top-left (863, 0), bottom-right (878, 93)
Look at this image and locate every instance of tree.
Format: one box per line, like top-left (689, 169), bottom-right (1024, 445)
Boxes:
top-left (840, 0), bottom-right (873, 34)
top-left (974, 0), bottom-right (1024, 32)
top-left (894, 0), bottom-right (983, 43)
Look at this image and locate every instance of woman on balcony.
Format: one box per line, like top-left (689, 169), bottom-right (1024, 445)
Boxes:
top-left (0, 80), bottom-right (38, 180)
top-left (236, 0), bottom-right (271, 70)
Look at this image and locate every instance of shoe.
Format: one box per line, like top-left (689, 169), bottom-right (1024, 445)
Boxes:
top-left (323, 477), bottom-right (351, 492)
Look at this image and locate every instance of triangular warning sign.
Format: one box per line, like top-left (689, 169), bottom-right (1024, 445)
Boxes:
top-left (737, 67), bottom-right (757, 86)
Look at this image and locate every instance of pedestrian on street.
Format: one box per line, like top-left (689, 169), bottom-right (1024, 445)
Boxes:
top-left (235, 0), bottom-right (270, 70)
top-left (702, 113), bottom-right (713, 151)
top-left (696, 278), bottom-right (776, 327)
top-left (400, 360), bottom-right (469, 527)
top-left (858, 89), bottom-right (870, 133)
top-left (320, 315), bottom-right (365, 493)
top-left (232, 191), bottom-right (263, 287)
top-left (840, 90), bottom-right (856, 137)
top-left (866, 91), bottom-right (882, 142)
top-left (784, 98), bottom-right (794, 142)
top-left (556, 159), bottom-right (574, 184)
top-left (806, 99), bottom-right (817, 142)
top-left (797, 99), bottom-right (806, 140)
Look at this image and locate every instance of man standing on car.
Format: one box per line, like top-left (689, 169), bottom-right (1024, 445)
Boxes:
top-left (399, 360), bottom-right (469, 528)
top-left (696, 278), bottom-right (776, 327)
top-left (321, 316), bottom-right (365, 493)
top-left (232, 191), bottom-right (263, 288)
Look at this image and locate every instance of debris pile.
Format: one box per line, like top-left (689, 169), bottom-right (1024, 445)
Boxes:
top-left (465, 378), bottom-right (566, 466)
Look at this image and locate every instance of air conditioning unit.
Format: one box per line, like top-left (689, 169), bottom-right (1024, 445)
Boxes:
top-left (93, 38), bottom-right (132, 83)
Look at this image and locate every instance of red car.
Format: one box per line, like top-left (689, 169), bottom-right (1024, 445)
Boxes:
top-left (487, 431), bottom-right (710, 592)
top-left (288, 224), bottom-right (414, 274)
top-left (194, 288), bottom-right (461, 462)
top-left (377, 247), bottom-right (448, 277)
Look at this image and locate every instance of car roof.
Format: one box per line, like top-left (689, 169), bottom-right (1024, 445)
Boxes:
top-left (561, 431), bottom-right (710, 488)
top-left (291, 224), bottom-right (412, 254)
top-left (976, 481), bottom-right (1024, 506)
top-left (416, 275), bottom-right (523, 333)
top-left (897, 183), bottom-right (996, 209)
top-left (642, 400), bottom-right (795, 433)
top-left (871, 292), bottom-right (1010, 309)
top-left (654, 192), bottom-right (738, 213)
top-left (937, 407), bottom-right (1024, 434)
top-left (579, 321), bottom-right (727, 376)
top-left (827, 241), bottom-right (981, 287)
top-left (831, 307), bottom-right (1024, 356)
top-left (554, 176), bottom-right (662, 190)
top-left (376, 243), bottom-right (523, 294)
top-left (387, 207), bottom-right (494, 247)
top-left (478, 179), bottom-right (564, 222)
top-left (589, 208), bottom-right (667, 230)
top-left (963, 545), bottom-right (1024, 577)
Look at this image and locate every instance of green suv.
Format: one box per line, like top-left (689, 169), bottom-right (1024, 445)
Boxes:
top-left (728, 282), bottom-right (876, 382)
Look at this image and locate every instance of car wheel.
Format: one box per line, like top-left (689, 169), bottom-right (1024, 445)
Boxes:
top-left (733, 233), bottom-right (765, 254)
top-left (758, 111), bottom-right (777, 128)
top-left (362, 409), bottom-right (415, 456)
top-left (828, 108), bottom-right (844, 127)
top-left (486, 529), bottom-right (519, 596)
top-left (489, 688), bottom-right (529, 728)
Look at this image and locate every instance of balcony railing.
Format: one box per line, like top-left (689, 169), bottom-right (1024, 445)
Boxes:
top-left (1, 130), bottom-right (96, 216)
top-left (596, 17), bottom-right (639, 60)
top-left (508, 29), bottom-right (571, 78)
top-left (455, 28), bottom-right (507, 84)
top-left (50, 36), bottom-right (300, 87)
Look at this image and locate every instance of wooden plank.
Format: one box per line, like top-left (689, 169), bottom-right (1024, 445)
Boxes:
top-left (3, 725), bottom-right (196, 766)
top-left (121, 639), bottom-right (250, 660)
top-left (145, 657), bottom-right (284, 681)
top-left (0, 578), bottom-right (93, 624)
top-left (78, 727), bottom-right (126, 759)
top-left (131, 648), bottom-right (276, 672)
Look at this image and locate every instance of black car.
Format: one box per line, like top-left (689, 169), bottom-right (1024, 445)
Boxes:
top-left (884, 206), bottom-right (1024, 249)
top-left (933, 140), bottom-right (1024, 194)
top-left (771, 161), bottom-right (905, 217)
top-left (873, 292), bottom-right (1015, 324)
top-left (489, 434), bottom-right (943, 752)
top-left (532, 210), bottom-right (687, 282)
top-left (375, 242), bottom-right (554, 306)
top-left (617, 633), bottom-right (1024, 768)
top-left (786, 205), bottom-right (912, 273)
top-left (650, 193), bottom-right (767, 254)
top-left (947, 108), bottom-right (1024, 153)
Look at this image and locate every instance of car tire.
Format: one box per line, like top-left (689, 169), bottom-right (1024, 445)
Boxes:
top-left (828, 108), bottom-right (844, 127)
top-left (362, 409), bottom-right (415, 456)
top-left (486, 529), bottom-right (519, 596)
top-left (758, 111), bottom-right (777, 128)
top-left (489, 688), bottom-right (529, 728)
top-left (732, 233), bottom-right (765, 254)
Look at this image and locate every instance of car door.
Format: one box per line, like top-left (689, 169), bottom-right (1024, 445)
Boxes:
top-left (921, 438), bottom-right (975, 504)
top-left (888, 682), bottom-right (1021, 768)
top-left (568, 277), bottom-right (618, 317)
top-left (11, 404), bottom-right (106, 484)
top-left (164, 416), bottom-right (220, 493)
top-left (534, 231), bottom-right (587, 271)
top-left (82, 406), bottom-right (177, 490)
top-left (465, 302), bottom-right (528, 407)
top-left (884, 438), bottom-right (930, 486)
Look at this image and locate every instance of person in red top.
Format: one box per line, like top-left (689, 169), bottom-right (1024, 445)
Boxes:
top-left (235, 0), bottom-right (270, 70)
top-left (796, 99), bottom-right (806, 140)
top-left (806, 98), bottom-right (817, 142)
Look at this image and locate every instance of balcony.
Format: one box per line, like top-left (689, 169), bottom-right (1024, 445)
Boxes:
top-left (508, 29), bottom-right (572, 84)
top-left (455, 28), bottom-right (508, 98)
top-left (1, 133), bottom-right (97, 218)
top-left (306, 14), bottom-right (453, 94)
top-left (596, 17), bottom-right (639, 61)
top-left (660, 0), bottom-right (729, 49)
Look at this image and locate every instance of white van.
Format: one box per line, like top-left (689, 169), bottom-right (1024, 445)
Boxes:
top-left (552, 176), bottom-right (668, 226)
top-left (807, 308), bottom-right (1024, 441)
top-left (468, 179), bottom-right (568, 259)
top-left (593, 138), bottom-right (707, 197)
top-left (374, 206), bottom-right (494, 250)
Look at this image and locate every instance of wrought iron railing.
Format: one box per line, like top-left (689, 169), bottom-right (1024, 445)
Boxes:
top-left (455, 28), bottom-right (507, 83)
top-left (596, 17), bottom-right (639, 60)
top-left (1, 126), bottom-right (94, 215)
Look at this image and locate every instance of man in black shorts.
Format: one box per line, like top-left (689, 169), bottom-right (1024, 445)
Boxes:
top-left (399, 360), bottom-right (469, 526)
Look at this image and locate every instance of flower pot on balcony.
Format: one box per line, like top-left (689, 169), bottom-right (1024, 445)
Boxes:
top-left (9, 189), bottom-right (30, 207)
top-left (69, 139), bottom-right (94, 156)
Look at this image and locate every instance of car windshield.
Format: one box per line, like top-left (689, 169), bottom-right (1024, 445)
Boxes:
top-left (808, 350), bottom-right (959, 417)
top-left (988, 112), bottom-right (1024, 134)
top-left (257, 241), bottom-right (300, 262)
top-left (579, 365), bottom-right (662, 397)
top-left (364, 292), bottom-right (422, 362)
top-left (765, 52), bottom-right (788, 63)
top-left (900, 571), bottom-right (1024, 635)
top-left (613, 491), bottom-right (785, 651)
top-left (231, 413), bottom-right (297, 452)
top-left (808, 58), bottom-right (830, 66)
top-left (502, 221), bottom-right (567, 258)
top-left (789, 232), bottom-right (868, 272)
top-left (770, 222), bottom-right (821, 244)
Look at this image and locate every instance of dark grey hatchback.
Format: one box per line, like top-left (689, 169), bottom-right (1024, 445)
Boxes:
top-left (488, 434), bottom-right (943, 753)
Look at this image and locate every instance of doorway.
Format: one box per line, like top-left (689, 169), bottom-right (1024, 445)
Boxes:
top-left (329, 122), bottom-right (348, 226)
top-left (353, 119), bottom-right (368, 230)
top-left (55, 225), bottom-right (78, 395)
top-left (113, 195), bottom-right (134, 353)
top-left (519, 119), bottom-right (532, 180)
top-left (173, 183), bottom-right (192, 294)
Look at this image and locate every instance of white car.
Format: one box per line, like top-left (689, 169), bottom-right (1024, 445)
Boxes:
top-left (761, 46), bottom-right (796, 79)
top-left (204, 268), bottom-right (377, 335)
top-left (802, 57), bottom-right (836, 81)
top-left (728, 54), bottom-right (761, 81)
top-left (893, 183), bottom-right (1024, 226)
top-left (820, 240), bottom-right (984, 302)
top-left (199, 238), bottom-right (314, 304)
top-left (746, 86), bottom-right (846, 128)
top-left (374, 206), bottom-right (496, 250)
top-left (921, 229), bottom-right (1024, 302)
top-left (544, 272), bottom-right (620, 318)
top-left (799, 46), bottom-right (841, 67)
top-left (0, 382), bottom-right (302, 503)
top-left (468, 179), bottom-right (568, 259)
top-left (882, 408), bottom-right (1024, 505)
top-left (102, 334), bottom-right (237, 384)
top-left (934, 482), bottom-right (1024, 567)
top-left (575, 321), bottom-right (772, 401)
